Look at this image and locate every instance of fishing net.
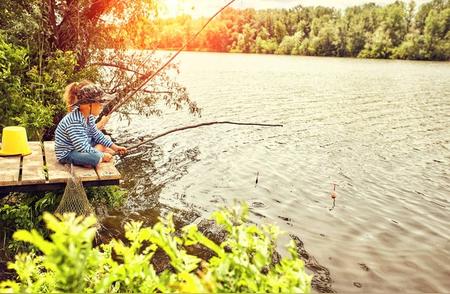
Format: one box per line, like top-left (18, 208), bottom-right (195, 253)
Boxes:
top-left (55, 164), bottom-right (94, 217)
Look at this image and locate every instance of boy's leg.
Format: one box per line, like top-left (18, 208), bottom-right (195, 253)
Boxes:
top-left (105, 147), bottom-right (115, 155)
top-left (62, 150), bottom-right (103, 167)
top-left (95, 144), bottom-right (115, 155)
top-left (94, 144), bottom-right (105, 152)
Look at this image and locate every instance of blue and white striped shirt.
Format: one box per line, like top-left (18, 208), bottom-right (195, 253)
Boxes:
top-left (55, 109), bottom-right (113, 161)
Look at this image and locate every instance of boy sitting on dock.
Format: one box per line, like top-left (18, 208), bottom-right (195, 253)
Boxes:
top-left (55, 81), bottom-right (127, 167)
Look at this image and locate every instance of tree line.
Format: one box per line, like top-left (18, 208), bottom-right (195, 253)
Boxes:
top-left (147, 0), bottom-right (449, 60)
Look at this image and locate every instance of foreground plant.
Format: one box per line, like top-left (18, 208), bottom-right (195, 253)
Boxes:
top-left (0, 206), bottom-right (311, 293)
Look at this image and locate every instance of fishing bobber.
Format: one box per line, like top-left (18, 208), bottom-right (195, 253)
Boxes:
top-left (330, 183), bottom-right (337, 199)
top-left (331, 191), bottom-right (337, 199)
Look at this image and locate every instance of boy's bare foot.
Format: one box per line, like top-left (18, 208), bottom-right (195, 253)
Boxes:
top-left (102, 153), bottom-right (113, 162)
top-left (105, 147), bottom-right (115, 155)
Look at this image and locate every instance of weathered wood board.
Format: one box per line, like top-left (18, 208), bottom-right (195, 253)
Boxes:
top-left (0, 145), bottom-right (21, 186)
top-left (21, 142), bottom-right (46, 184)
top-left (96, 161), bottom-right (121, 180)
top-left (0, 141), bottom-right (121, 193)
top-left (43, 141), bottom-right (71, 183)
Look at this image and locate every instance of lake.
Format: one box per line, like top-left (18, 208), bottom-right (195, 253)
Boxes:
top-left (108, 52), bottom-right (450, 293)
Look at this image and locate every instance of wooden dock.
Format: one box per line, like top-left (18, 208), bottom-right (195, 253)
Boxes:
top-left (0, 141), bottom-right (121, 194)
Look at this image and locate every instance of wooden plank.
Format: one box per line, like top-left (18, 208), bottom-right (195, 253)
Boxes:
top-left (0, 147), bottom-right (21, 186)
top-left (21, 142), bottom-right (46, 185)
top-left (96, 161), bottom-right (121, 181)
top-left (44, 141), bottom-right (103, 182)
top-left (44, 141), bottom-right (71, 183)
top-left (0, 141), bottom-right (121, 192)
top-left (72, 164), bottom-right (99, 182)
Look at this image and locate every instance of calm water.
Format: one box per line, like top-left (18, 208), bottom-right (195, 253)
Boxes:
top-left (108, 52), bottom-right (450, 292)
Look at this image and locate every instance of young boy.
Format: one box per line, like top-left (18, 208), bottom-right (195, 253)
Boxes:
top-left (55, 82), bottom-right (126, 167)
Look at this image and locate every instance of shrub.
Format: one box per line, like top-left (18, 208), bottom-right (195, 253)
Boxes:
top-left (0, 192), bottom-right (61, 254)
top-left (0, 187), bottom-right (127, 256)
top-left (0, 34), bottom-right (97, 140)
top-left (0, 206), bottom-right (312, 293)
top-left (85, 186), bottom-right (127, 209)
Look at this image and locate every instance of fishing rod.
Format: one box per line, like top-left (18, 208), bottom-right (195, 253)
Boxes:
top-left (104, 0), bottom-right (237, 116)
top-left (125, 121), bottom-right (283, 152)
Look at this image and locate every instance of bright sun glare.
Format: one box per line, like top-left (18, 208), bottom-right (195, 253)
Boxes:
top-left (162, 0), bottom-right (231, 18)
top-left (162, 0), bottom-right (193, 17)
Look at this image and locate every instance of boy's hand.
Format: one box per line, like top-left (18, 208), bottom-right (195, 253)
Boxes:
top-left (102, 153), bottom-right (113, 162)
top-left (112, 144), bottom-right (127, 155)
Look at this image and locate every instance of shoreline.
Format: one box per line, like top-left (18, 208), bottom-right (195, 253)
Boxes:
top-left (106, 48), bottom-right (450, 62)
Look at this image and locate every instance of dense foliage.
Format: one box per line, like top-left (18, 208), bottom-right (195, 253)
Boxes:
top-left (0, 192), bottom-right (59, 254)
top-left (0, 206), bottom-right (311, 293)
top-left (0, 34), bottom-right (96, 139)
top-left (151, 0), bottom-right (449, 60)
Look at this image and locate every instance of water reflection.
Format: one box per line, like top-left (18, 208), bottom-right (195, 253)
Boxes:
top-left (97, 143), bottom-right (203, 241)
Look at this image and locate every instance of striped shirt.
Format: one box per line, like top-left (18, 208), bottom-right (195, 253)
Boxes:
top-left (55, 109), bottom-right (113, 161)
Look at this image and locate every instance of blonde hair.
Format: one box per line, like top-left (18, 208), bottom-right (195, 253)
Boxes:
top-left (63, 80), bottom-right (92, 112)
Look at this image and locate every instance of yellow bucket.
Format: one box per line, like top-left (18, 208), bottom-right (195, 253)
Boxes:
top-left (0, 126), bottom-right (32, 156)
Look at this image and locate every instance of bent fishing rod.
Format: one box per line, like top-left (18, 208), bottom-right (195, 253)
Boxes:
top-left (103, 0), bottom-right (237, 117)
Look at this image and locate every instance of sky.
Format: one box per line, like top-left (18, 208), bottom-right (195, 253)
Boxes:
top-left (163, 0), bottom-right (432, 17)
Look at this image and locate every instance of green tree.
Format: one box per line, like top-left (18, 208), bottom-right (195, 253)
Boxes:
top-left (231, 23), bottom-right (257, 53)
top-left (274, 20), bottom-right (288, 43)
top-left (423, 8), bottom-right (450, 59)
top-left (359, 27), bottom-right (394, 58)
top-left (308, 19), bottom-right (339, 56)
top-left (343, 4), bottom-right (381, 57)
top-left (406, 1), bottom-right (416, 32)
top-left (392, 32), bottom-right (426, 59)
top-left (276, 36), bottom-right (296, 54)
top-left (415, 0), bottom-right (449, 33)
top-left (383, 2), bottom-right (409, 47)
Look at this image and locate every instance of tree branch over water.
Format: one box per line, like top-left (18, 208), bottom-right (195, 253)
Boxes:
top-left (86, 62), bottom-right (148, 76)
top-left (125, 121), bottom-right (283, 151)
